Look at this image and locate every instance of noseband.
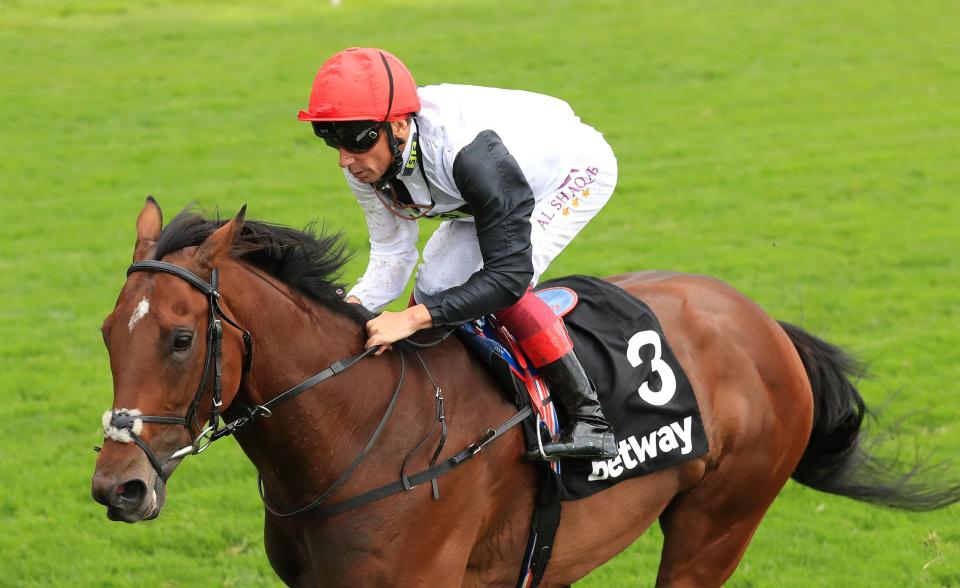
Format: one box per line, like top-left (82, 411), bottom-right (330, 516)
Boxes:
top-left (102, 260), bottom-right (253, 479)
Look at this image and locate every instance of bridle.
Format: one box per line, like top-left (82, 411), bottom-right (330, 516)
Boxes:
top-left (102, 260), bottom-right (253, 479)
top-left (101, 258), bottom-right (530, 518)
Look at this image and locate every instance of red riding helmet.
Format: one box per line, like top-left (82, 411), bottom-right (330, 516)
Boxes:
top-left (297, 47), bottom-right (420, 122)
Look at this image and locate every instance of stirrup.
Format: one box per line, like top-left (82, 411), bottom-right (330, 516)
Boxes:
top-left (523, 413), bottom-right (562, 462)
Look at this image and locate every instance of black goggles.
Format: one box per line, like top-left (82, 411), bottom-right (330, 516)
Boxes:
top-left (311, 121), bottom-right (383, 153)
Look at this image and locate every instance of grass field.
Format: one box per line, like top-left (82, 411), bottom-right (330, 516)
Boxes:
top-left (2, 0), bottom-right (958, 585)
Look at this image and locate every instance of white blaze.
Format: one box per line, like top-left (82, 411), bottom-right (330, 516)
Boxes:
top-left (128, 297), bottom-right (150, 332)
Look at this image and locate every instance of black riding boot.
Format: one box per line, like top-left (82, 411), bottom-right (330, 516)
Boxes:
top-left (538, 351), bottom-right (617, 460)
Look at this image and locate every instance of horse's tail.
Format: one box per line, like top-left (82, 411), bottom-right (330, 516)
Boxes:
top-left (779, 321), bottom-right (960, 511)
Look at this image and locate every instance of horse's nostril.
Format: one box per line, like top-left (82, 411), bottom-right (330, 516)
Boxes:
top-left (116, 479), bottom-right (147, 505)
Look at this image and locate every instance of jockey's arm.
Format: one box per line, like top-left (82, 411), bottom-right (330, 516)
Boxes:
top-left (418, 130), bottom-right (535, 327)
top-left (362, 130), bottom-right (535, 352)
top-left (344, 176), bottom-right (420, 311)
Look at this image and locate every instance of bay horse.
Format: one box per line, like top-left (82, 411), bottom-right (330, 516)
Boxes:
top-left (92, 199), bottom-right (959, 587)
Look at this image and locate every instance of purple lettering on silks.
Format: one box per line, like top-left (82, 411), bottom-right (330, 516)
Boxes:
top-left (536, 210), bottom-right (556, 229)
top-left (537, 166), bottom-right (601, 230)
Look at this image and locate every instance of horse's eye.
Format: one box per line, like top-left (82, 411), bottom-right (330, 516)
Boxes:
top-left (173, 333), bottom-right (193, 352)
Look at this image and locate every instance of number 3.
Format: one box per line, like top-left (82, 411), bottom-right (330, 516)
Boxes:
top-left (626, 330), bottom-right (677, 406)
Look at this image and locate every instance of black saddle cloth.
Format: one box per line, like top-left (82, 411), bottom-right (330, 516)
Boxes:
top-left (533, 275), bottom-right (709, 501)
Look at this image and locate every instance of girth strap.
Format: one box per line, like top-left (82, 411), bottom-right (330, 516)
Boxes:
top-left (518, 471), bottom-right (563, 588)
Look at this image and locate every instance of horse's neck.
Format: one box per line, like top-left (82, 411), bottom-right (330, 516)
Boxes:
top-left (220, 262), bottom-right (524, 515)
top-left (222, 263), bottom-right (377, 503)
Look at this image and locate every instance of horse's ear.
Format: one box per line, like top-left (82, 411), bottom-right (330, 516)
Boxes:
top-left (133, 195), bottom-right (163, 262)
top-left (194, 205), bottom-right (247, 273)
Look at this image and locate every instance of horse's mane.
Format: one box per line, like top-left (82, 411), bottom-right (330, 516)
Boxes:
top-left (152, 208), bottom-right (366, 323)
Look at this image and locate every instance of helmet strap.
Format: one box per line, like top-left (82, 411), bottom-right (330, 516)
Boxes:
top-left (382, 122), bottom-right (405, 181)
top-left (377, 51), bottom-right (404, 181)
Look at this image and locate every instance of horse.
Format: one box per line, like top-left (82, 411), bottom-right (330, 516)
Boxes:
top-left (92, 199), bottom-right (960, 587)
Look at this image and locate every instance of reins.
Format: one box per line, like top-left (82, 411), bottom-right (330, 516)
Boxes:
top-left (103, 259), bottom-right (529, 519)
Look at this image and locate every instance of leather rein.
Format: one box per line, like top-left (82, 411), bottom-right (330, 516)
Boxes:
top-left (102, 259), bottom-right (530, 519)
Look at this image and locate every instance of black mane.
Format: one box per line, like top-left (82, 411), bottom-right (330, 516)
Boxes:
top-left (153, 208), bottom-right (364, 321)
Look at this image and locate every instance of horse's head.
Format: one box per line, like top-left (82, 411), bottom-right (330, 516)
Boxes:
top-left (92, 198), bottom-right (250, 522)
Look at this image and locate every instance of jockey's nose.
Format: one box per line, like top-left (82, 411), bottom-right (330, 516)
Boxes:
top-left (338, 148), bottom-right (355, 168)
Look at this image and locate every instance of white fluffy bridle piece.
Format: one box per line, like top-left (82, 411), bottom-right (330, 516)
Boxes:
top-left (102, 408), bottom-right (143, 443)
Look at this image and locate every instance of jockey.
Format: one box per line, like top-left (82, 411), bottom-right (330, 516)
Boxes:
top-left (298, 47), bottom-right (618, 460)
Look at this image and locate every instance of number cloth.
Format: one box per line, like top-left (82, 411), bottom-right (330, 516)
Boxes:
top-left (532, 276), bottom-right (709, 500)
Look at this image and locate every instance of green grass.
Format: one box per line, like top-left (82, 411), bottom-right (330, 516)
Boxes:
top-left (2, 0), bottom-right (958, 585)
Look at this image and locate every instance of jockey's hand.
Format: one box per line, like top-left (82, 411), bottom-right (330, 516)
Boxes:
top-left (345, 295), bottom-right (362, 305)
top-left (365, 304), bottom-right (433, 355)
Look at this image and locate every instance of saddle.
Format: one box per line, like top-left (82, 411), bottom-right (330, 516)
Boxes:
top-left (457, 288), bottom-right (576, 471)
top-left (460, 276), bottom-right (708, 493)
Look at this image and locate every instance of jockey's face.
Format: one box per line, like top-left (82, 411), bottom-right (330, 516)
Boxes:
top-left (339, 119), bottom-right (410, 184)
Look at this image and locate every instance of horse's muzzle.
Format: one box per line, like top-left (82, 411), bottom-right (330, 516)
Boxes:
top-left (91, 470), bottom-right (166, 523)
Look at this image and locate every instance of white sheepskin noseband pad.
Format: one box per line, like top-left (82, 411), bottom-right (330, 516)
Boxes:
top-left (102, 408), bottom-right (144, 443)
